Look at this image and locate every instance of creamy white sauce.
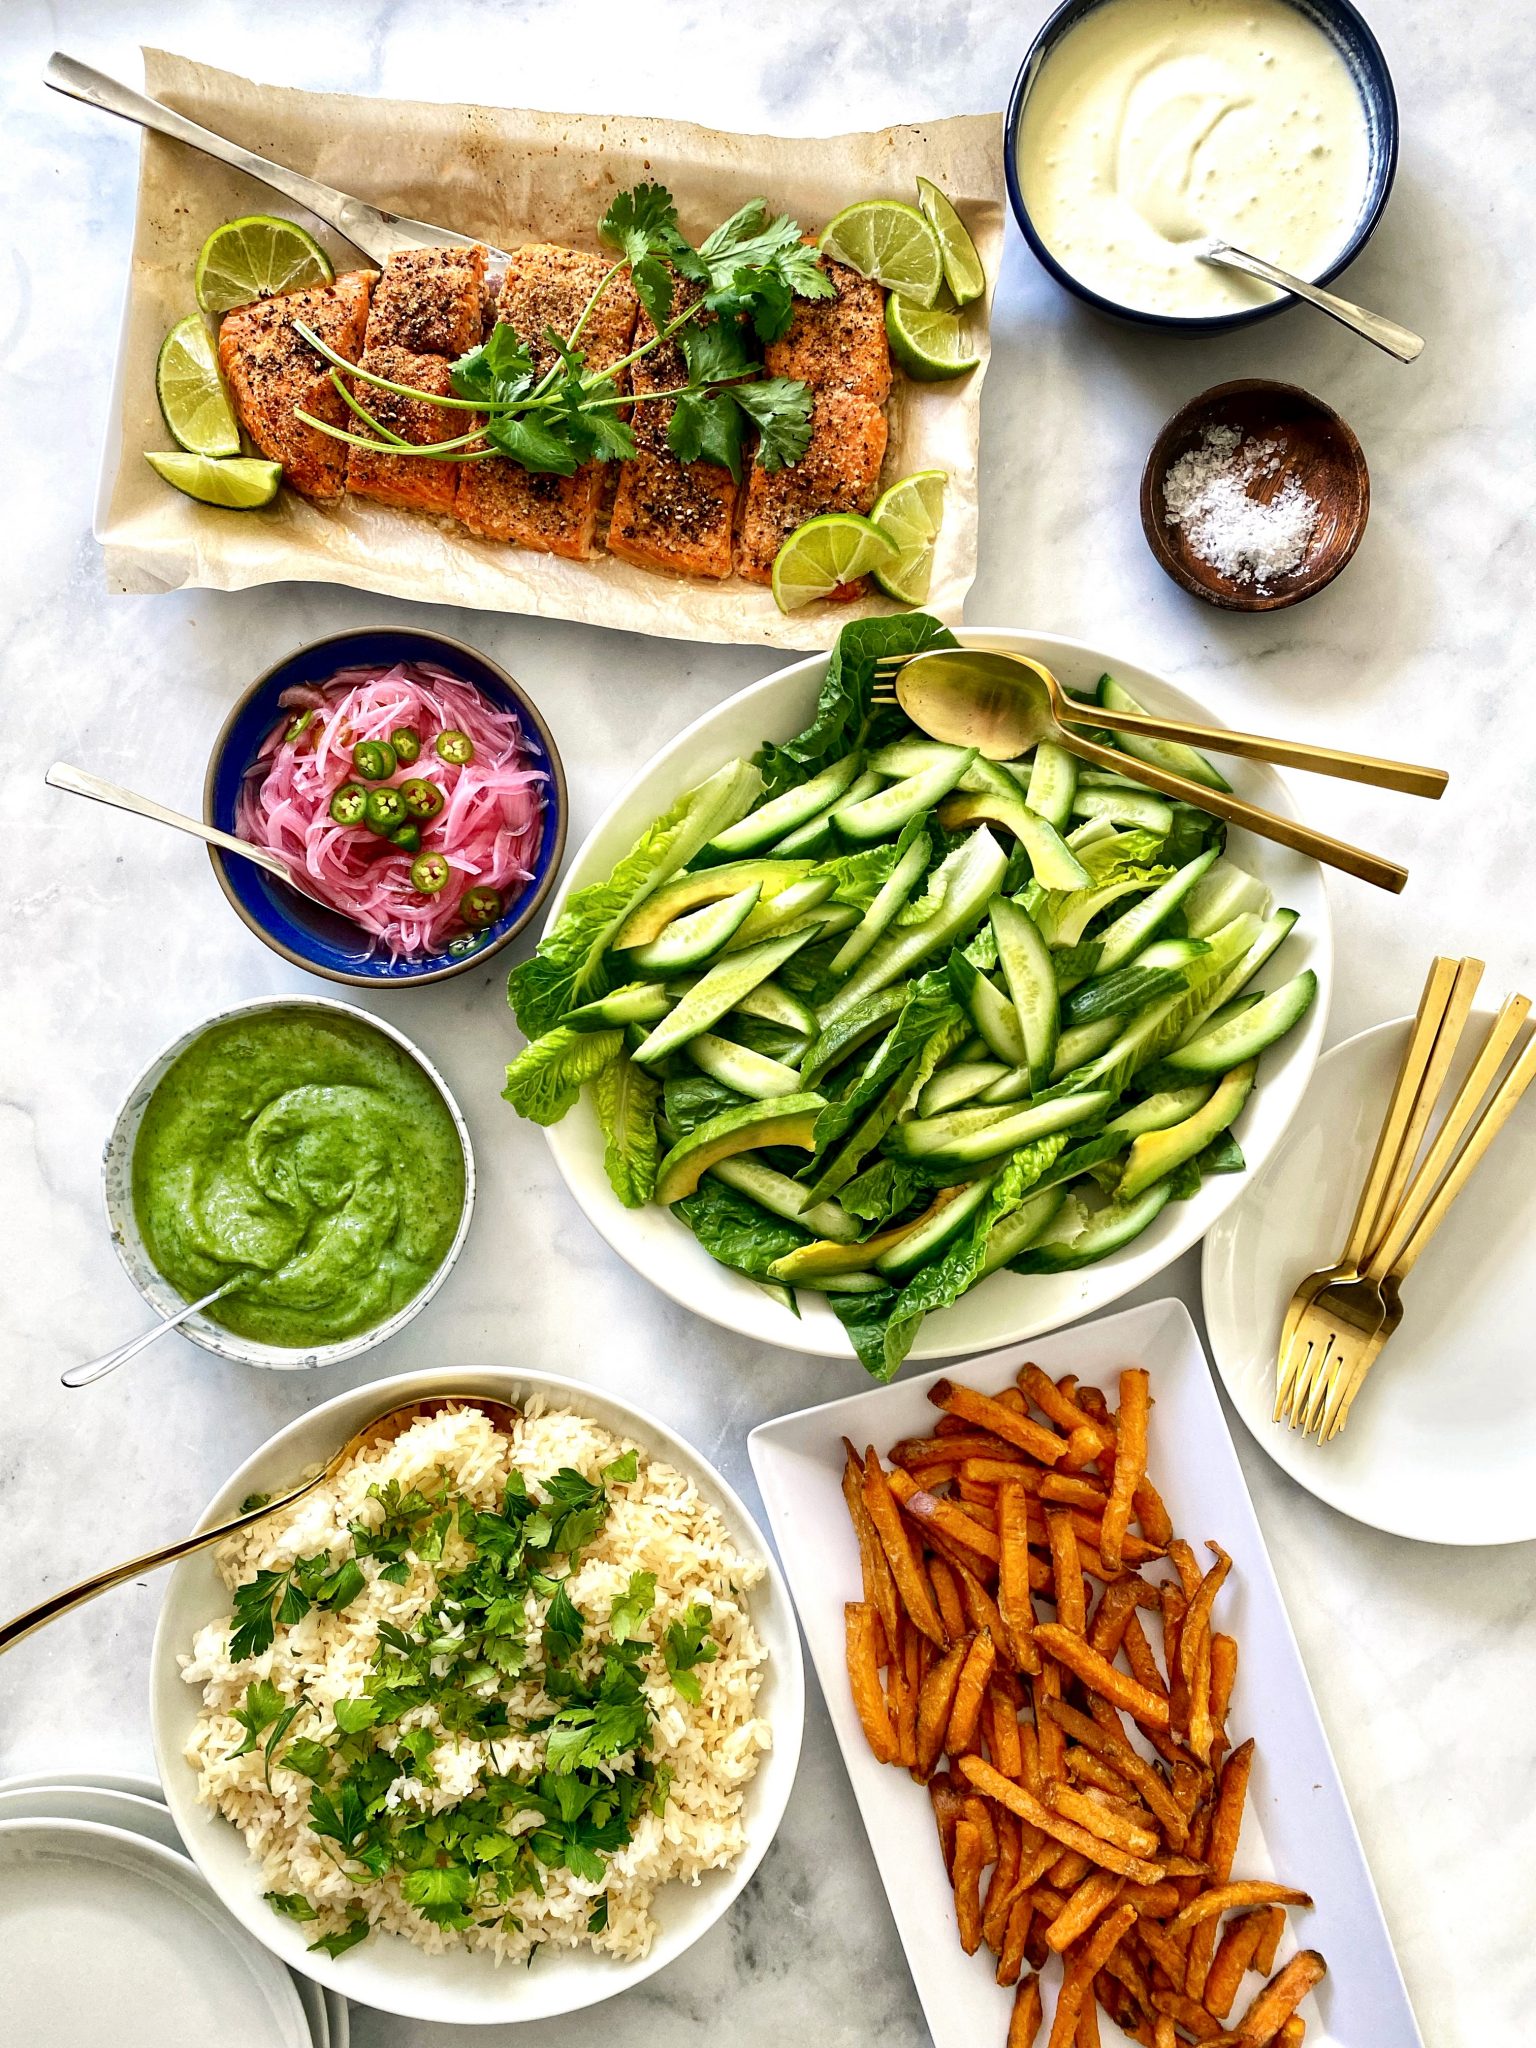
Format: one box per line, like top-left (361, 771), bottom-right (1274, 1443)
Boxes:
top-left (1017, 0), bottom-right (1372, 318)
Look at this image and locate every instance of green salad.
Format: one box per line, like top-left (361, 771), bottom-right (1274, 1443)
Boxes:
top-left (504, 614), bottom-right (1316, 1378)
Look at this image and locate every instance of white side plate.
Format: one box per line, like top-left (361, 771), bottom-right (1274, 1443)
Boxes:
top-left (747, 1297), bottom-right (1421, 2048)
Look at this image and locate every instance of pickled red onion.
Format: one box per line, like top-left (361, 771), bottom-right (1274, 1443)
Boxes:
top-left (237, 661), bottom-right (546, 961)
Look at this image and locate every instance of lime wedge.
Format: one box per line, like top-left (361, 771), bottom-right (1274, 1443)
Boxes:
top-left (869, 470), bottom-right (947, 604)
top-left (820, 200), bottom-right (944, 308)
top-left (916, 177), bottom-right (986, 307)
top-left (145, 452), bottom-right (283, 509)
top-left (195, 215), bottom-right (333, 317)
top-left (884, 295), bottom-right (982, 381)
top-left (156, 315), bottom-right (240, 458)
top-left (771, 512), bottom-right (898, 613)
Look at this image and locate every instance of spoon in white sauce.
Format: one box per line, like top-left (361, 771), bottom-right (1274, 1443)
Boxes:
top-left (1201, 239), bottom-right (1425, 361)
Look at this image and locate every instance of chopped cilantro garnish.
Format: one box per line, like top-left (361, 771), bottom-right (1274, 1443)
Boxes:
top-left (663, 1603), bottom-right (718, 1705)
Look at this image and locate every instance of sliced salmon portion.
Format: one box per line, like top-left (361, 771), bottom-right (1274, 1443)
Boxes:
top-left (217, 272), bottom-right (375, 501)
top-left (765, 255), bottom-right (892, 405)
top-left (456, 244), bottom-right (638, 556)
top-left (345, 347), bottom-right (465, 515)
top-left (363, 245), bottom-right (489, 358)
top-left (735, 389), bottom-right (889, 584)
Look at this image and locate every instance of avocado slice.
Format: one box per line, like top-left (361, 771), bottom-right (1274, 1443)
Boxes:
top-left (1117, 1060), bottom-right (1256, 1200)
top-left (937, 793), bottom-right (1090, 890)
top-left (767, 1185), bottom-right (975, 1282)
top-left (655, 1092), bottom-right (827, 1206)
top-left (612, 859), bottom-right (813, 950)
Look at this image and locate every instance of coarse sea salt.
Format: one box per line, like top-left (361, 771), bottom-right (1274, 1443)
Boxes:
top-left (1162, 423), bottom-right (1320, 590)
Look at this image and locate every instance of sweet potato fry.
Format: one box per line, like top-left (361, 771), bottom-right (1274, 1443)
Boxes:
top-left (1210, 1632), bottom-right (1239, 1761)
top-left (1121, 1610), bottom-right (1170, 1701)
top-left (1035, 1623), bottom-right (1173, 1731)
top-left (1075, 1996), bottom-right (1101, 2048)
top-left (967, 1455), bottom-right (1042, 1486)
top-left (907, 1461), bottom-right (961, 1490)
top-left (1087, 1577), bottom-right (1139, 1659)
top-left (1009, 1973), bottom-right (1045, 2048)
top-left (1047, 1510), bottom-right (1087, 1635)
top-left (1139, 1914), bottom-right (1191, 1986)
top-left (1118, 1879), bottom-right (1182, 1917)
top-left (915, 1635), bottom-right (968, 1777)
top-left (893, 1431), bottom-right (1023, 1467)
top-left (1154, 2019), bottom-right (1178, 2048)
top-left (1046, 1852), bottom-right (1090, 1892)
top-left (1019, 1364), bottom-right (1110, 1441)
top-left (998, 1894), bottom-right (1033, 1986)
top-left (1150, 1987), bottom-right (1227, 2042)
top-left (1048, 1956), bottom-right (1091, 2048)
top-left (1206, 1739), bottom-right (1255, 1886)
top-left (1049, 1784), bottom-right (1161, 1858)
top-left (1232, 1951), bottom-right (1326, 2044)
top-left (1133, 1472), bottom-right (1173, 1547)
top-left (930, 1378), bottom-right (1069, 1464)
top-left (1078, 1899), bottom-right (1138, 1979)
top-left (844, 1602), bottom-right (897, 1763)
top-left (1045, 1869), bottom-right (1123, 1951)
top-left (1252, 1906), bottom-right (1285, 1975)
top-left (1100, 1369), bottom-right (1149, 1573)
top-left (1034, 1662), bottom-right (1066, 1781)
top-left (963, 1791), bottom-right (1000, 1865)
top-left (1167, 1538), bottom-right (1203, 1600)
top-left (929, 1771), bottom-right (964, 1874)
top-left (893, 1474), bottom-right (1002, 1564)
top-left (1181, 1544), bottom-right (1233, 1762)
top-left (1067, 1747), bottom-right (1135, 1802)
top-left (984, 1809), bottom-right (1024, 1951)
top-left (842, 1438), bottom-right (902, 1650)
top-left (862, 1450), bottom-right (946, 1645)
top-left (952, 1817), bottom-right (986, 1955)
top-left (998, 1480), bottom-right (1041, 1671)
top-left (926, 1552), bottom-right (968, 1641)
top-left (1276, 2019), bottom-right (1305, 2047)
top-left (988, 1677), bottom-right (1025, 1778)
top-left (960, 1758), bottom-right (1167, 1884)
top-left (955, 1554), bottom-right (1019, 1647)
top-left (1041, 1471), bottom-right (1110, 1508)
top-left (1205, 1911), bottom-right (1267, 2020)
top-left (896, 1617), bottom-right (923, 1766)
top-left (1170, 1882), bottom-right (1313, 1936)
top-left (949, 1629), bottom-right (998, 1753)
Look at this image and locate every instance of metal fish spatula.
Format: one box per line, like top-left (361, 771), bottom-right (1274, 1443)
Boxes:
top-left (44, 52), bottom-right (509, 267)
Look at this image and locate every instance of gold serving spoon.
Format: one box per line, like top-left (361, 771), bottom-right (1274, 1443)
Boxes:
top-left (0, 1397), bottom-right (519, 1657)
top-left (874, 647), bottom-right (1450, 892)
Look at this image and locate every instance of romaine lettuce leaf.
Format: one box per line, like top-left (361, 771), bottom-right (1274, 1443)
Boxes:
top-left (502, 1027), bottom-right (622, 1126)
top-left (838, 1156), bottom-right (932, 1226)
top-left (672, 1176), bottom-right (808, 1280)
top-left (810, 969), bottom-right (961, 1154)
top-left (662, 1072), bottom-right (745, 1139)
top-left (590, 1056), bottom-right (661, 1208)
top-left (755, 613), bottom-right (957, 800)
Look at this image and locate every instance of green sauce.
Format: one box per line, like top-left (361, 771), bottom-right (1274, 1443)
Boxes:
top-left (132, 1008), bottom-right (466, 1347)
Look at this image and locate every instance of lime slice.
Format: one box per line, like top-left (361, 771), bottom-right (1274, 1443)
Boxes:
top-left (884, 295), bottom-right (982, 382)
top-left (194, 214), bottom-right (333, 317)
top-left (156, 315), bottom-right (241, 458)
top-left (771, 512), bottom-right (898, 613)
top-left (869, 470), bottom-right (947, 604)
top-left (820, 200), bottom-right (944, 308)
top-left (916, 177), bottom-right (986, 308)
top-left (145, 452), bottom-right (283, 509)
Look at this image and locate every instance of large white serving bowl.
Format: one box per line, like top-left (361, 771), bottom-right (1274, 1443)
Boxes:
top-left (150, 1366), bottom-right (804, 2025)
top-left (542, 627), bottom-right (1332, 1366)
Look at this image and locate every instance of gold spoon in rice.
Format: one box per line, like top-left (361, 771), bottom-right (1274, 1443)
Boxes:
top-left (0, 1398), bottom-right (520, 1656)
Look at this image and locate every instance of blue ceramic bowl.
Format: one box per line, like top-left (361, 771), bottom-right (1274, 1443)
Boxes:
top-left (1004, 0), bottom-right (1400, 334)
top-left (204, 627), bottom-right (567, 987)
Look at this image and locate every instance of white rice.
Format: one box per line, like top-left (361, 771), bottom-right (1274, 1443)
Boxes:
top-left (181, 1401), bottom-right (771, 1963)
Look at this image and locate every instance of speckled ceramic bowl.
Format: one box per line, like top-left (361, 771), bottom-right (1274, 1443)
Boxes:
top-left (101, 994), bottom-right (475, 1371)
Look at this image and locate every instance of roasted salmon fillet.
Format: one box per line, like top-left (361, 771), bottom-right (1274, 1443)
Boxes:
top-left (455, 244), bottom-right (638, 558)
top-left (218, 271), bottom-right (374, 501)
top-left (363, 245), bottom-right (488, 358)
top-left (735, 389), bottom-right (888, 583)
top-left (345, 347), bottom-right (464, 516)
top-left (764, 255), bottom-right (892, 405)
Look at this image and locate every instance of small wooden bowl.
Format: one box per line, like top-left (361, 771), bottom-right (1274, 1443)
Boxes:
top-left (1140, 380), bottom-right (1369, 612)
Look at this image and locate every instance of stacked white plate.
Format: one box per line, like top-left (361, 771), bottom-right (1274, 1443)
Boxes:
top-left (0, 1771), bottom-right (348, 2048)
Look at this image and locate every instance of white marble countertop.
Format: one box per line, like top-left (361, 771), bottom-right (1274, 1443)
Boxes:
top-left (2, 2), bottom-right (1533, 2043)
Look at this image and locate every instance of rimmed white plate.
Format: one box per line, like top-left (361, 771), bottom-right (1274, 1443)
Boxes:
top-left (543, 626), bottom-right (1331, 1366)
top-left (151, 1366), bottom-right (804, 2026)
top-left (1203, 1008), bottom-right (1536, 1543)
top-left (0, 1816), bottom-right (312, 2048)
top-left (747, 1298), bottom-right (1421, 2048)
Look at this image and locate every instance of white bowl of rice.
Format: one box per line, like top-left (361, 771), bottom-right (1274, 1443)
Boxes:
top-left (150, 1368), bottom-right (804, 2024)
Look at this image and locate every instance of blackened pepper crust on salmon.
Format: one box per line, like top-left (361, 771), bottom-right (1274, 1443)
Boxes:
top-left (735, 388), bottom-right (889, 583)
top-left (364, 246), bottom-right (489, 358)
top-left (764, 255), bottom-right (892, 405)
top-left (217, 272), bottom-right (375, 501)
top-left (345, 347), bottom-right (465, 516)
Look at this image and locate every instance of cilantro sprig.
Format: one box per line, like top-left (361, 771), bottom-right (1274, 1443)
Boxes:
top-left (291, 184), bottom-right (829, 483)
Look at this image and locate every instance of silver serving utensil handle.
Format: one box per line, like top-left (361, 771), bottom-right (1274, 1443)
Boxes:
top-left (62, 1280), bottom-right (241, 1389)
top-left (1201, 239), bottom-right (1424, 363)
top-left (43, 52), bottom-right (502, 267)
top-left (45, 761), bottom-right (326, 905)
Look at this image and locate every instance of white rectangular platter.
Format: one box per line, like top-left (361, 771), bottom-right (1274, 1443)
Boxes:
top-left (747, 1298), bottom-right (1422, 2048)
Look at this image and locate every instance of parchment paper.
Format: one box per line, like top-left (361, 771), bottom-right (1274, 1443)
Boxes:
top-left (99, 50), bottom-right (1004, 650)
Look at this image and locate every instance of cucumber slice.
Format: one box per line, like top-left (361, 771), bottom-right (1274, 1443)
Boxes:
top-left (875, 1174), bottom-right (998, 1276)
top-left (1162, 970), bottom-right (1317, 1075)
top-left (701, 753), bottom-right (866, 861)
top-left (612, 859), bottom-right (812, 948)
top-left (1091, 849), bottom-right (1221, 976)
top-left (1049, 1016), bottom-right (1122, 1081)
top-left (687, 1032), bottom-right (805, 1099)
top-left (937, 793), bottom-right (1090, 890)
top-left (820, 827), bottom-right (1008, 1025)
top-left (1065, 815), bottom-right (1117, 852)
top-left (1009, 1180), bottom-right (1178, 1272)
top-left (887, 1088), bottom-right (1112, 1167)
top-left (1174, 908), bottom-right (1299, 1045)
top-left (990, 898), bottom-right (1057, 1090)
top-left (1097, 675), bottom-right (1232, 793)
top-left (565, 981), bottom-right (675, 1030)
top-left (833, 750), bottom-right (977, 844)
top-left (1075, 765), bottom-right (1151, 791)
top-left (918, 1060), bottom-right (1011, 1117)
top-left (772, 770), bottom-right (883, 855)
top-left (977, 1184), bottom-right (1068, 1277)
top-left (868, 740), bottom-right (1019, 802)
top-left (960, 958), bottom-right (1029, 1066)
top-left (1136, 938), bottom-right (1211, 969)
top-left (634, 926), bottom-right (825, 1066)
top-left (707, 1154), bottom-right (861, 1242)
top-left (1103, 1082), bottom-right (1216, 1138)
top-left (1062, 914), bottom-right (1263, 1092)
top-left (728, 875), bottom-right (835, 947)
top-left (1119, 1061), bottom-right (1255, 1199)
top-left (827, 828), bottom-right (932, 977)
top-left (1181, 858), bottom-right (1271, 940)
top-left (732, 979), bottom-right (818, 1037)
top-left (1070, 787), bottom-right (1175, 834)
top-left (800, 986), bottom-right (908, 1087)
top-left (622, 883), bottom-right (762, 973)
top-left (798, 1271), bottom-right (893, 1294)
top-left (1025, 741), bottom-right (1077, 829)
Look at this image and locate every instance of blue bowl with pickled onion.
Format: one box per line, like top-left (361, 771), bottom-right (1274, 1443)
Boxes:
top-left (205, 628), bottom-right (567, 987)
